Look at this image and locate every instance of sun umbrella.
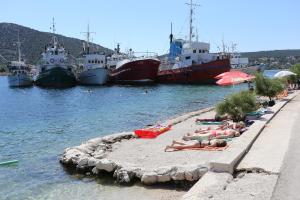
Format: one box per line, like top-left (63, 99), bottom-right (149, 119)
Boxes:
top-left (274, 70), bottom-right (296, 78)
top-left (215, 70), bottom-right (252, 79)
top-left (215, 71), bottom-right (255, 86)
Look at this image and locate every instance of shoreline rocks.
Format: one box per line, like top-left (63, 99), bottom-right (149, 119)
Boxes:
top-left (60, 108), bottom-right (213, 184)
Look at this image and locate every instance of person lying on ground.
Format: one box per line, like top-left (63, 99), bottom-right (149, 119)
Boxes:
top-left (183, 128), bottom-right (241, 141)
top-left (193, 122), bottom-right (245, 135)
top-left (164, 139), bottom-right (227, 152)
top-left (196, 115), bottom-right (230, 122)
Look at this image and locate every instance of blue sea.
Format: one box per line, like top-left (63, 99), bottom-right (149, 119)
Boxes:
top-left (0, 76), bottom-right (247, 199)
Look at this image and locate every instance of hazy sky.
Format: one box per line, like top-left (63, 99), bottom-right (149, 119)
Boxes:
top-left (1, 0), bottom-right (299, 54)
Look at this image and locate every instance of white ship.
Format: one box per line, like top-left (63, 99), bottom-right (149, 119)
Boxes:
top-left (76, 25), bottom-right (108, 85)
top-left (6, 33), bottom-right (33, 87)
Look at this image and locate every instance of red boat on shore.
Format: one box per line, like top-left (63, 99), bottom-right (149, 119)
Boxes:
top-left (107, 44), bottom-right (160, 84)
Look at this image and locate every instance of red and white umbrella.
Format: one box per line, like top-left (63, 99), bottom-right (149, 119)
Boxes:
top-left (215, 71), bottom-right (255, 86)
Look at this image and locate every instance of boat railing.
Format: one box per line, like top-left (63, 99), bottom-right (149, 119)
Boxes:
top-left (128, 52), bottom-right (158, 59)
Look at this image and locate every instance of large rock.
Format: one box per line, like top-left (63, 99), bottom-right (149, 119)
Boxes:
top-left (155, 167), bottom-right (172, 182)
top-left (88, 157), bottom-right (100, 167)
top-left (170, 167), bottom-right (186, 181)
top-left (141, 172), bottom-right (158, 184)
top-left (77, 157), bottom-right (89, 170)
top-left (60, 148), bottom-right (87, 164)
top-left (96, 158), bottom-right (116, 172)
top-left (113, 169), bottom-right (132, 183)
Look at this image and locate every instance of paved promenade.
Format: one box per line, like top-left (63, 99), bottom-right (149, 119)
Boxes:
top-left (271, 94), bottom-right (300, 199)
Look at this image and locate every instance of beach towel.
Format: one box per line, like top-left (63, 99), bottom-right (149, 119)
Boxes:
top-left (135, 125), bottom-right (171, 139)
top-left (165, 145), bottom-right (228, 152)
top-left (196, 121), bottom-right (225, 125)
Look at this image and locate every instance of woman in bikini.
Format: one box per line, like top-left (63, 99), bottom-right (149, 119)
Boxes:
top-left (188, 122), bottom-right (245, 138)
top-left (164, 139), bottom-right (227, 152)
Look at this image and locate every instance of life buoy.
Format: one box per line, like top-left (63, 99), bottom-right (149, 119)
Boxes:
top-left (50, 58), bottom-right (55, 63)
top-left (60, 58), bottom-right (64, 63)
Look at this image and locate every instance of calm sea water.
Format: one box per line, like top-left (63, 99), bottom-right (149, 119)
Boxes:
top-left (0, 76), bottom-right (247, 200)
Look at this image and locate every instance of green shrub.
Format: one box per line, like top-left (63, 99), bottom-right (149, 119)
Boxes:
top-left (255, 73), bottom-right (284, 100)
top-left (290, 63), bottom-right (300, 78)
top-left (289, 63), bottom-right (300, 83)
top-left (216, 91), bottom-right (258, 122)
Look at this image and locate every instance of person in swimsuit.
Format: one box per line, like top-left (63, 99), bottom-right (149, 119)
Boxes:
top-left (183, 128), bottom-right (241, 141)
top-left (188, 122), bottom-right (245, 137)
top-left (164, 139), bottom-right (227, 152)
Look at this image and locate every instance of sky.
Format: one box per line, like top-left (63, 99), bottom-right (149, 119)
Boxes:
top-left (1, 0), bottom-right (300, 54)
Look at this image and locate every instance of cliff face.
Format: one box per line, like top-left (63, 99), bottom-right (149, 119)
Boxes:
top-left (0, 23), bottom-right (113, 64)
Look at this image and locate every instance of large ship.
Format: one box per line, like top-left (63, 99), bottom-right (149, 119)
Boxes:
top-left (5, 33), bottom-right (33, 87)
top-left (35, 19), bottom-right (77, 88)
top-left (76, 25), bottom-right (108, 85)
top-left (107, 44), bottom-right (160, 84)
top-left (157, 1), bottom-right (231, 84)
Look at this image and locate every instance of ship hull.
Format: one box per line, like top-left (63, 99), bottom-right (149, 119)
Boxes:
top-left (35, 67), bottom-right (77, 88)
top-left (78, 68), bottom-right (108, 85)
top-left (157, 59), bottom-right (231, 84)
top-left (109, 59), bottom-right (160, 84)
top-left (8, 74), bottom-right (33, 87)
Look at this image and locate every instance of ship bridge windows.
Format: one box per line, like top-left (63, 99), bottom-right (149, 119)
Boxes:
top-left (193, 50), bottom-right (197, 53)
top-left (185, 56), bottom-right (191, 60)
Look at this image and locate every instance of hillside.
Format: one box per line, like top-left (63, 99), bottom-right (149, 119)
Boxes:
top-left (241, 49), bottom-right (300, 60)
top-left (0, 23), bottom-right (113, 64)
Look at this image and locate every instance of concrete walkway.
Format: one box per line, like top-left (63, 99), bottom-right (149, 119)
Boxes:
top-left (271, 94), bottom-right (300, 199)
top-left (237, 93), bottom-right (300, 173)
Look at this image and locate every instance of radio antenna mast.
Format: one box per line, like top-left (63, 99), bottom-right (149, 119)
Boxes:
top-left (185, 0), bottom-right (201, 45)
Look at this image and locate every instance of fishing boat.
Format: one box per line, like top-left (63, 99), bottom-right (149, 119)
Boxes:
top-left (107, 44), bottom-right (160, 84)
top-left (157, 0), bottom-right (231, 84)
top-left (6, 33), bottom-right (33, 87)
top-left (76, 25), bottom-right (108, 85)
top-left (35, 19), bottom-right (77, 88)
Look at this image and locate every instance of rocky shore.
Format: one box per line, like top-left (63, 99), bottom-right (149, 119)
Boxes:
top-left (60, 108), bottom-right (214, 184)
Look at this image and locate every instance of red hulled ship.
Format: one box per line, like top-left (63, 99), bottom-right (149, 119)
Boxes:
top-left (157, 0), bottom-right (231, 84)
top-left (158, 59), bottom-right (231, 84)
top-left (107, 45), bottom-right (160, 84)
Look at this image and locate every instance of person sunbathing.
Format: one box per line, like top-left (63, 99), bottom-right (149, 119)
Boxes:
top-left (196, 121), bottom-right (245, 132)
top-left (183, 128), bottom-right (241, 141)
top-left (191, 122), bottom-right (245, 136)
top-left (164, 139), bottom-right (227, 152)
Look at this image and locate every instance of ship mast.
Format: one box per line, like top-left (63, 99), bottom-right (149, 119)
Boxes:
top-left (81, 23), bottom-right (95, 54)
top-left (169, 22), bottom-right (173, 43)
top-left (186, 0), bottom-right (200, 45)
top-left (51, 17), bottom-right (58, 47)
top-left (16, 31), bottom-right (21, 62)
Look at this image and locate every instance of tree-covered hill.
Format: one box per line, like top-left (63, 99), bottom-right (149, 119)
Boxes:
top-left (0, 23), bottom-right (113, 64)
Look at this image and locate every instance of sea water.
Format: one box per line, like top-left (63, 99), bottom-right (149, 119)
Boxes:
top-left (0, 76), bottom-right (247, 199)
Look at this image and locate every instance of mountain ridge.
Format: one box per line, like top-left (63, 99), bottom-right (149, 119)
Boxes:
top-left (0, 22), bottom-right (113, 64)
